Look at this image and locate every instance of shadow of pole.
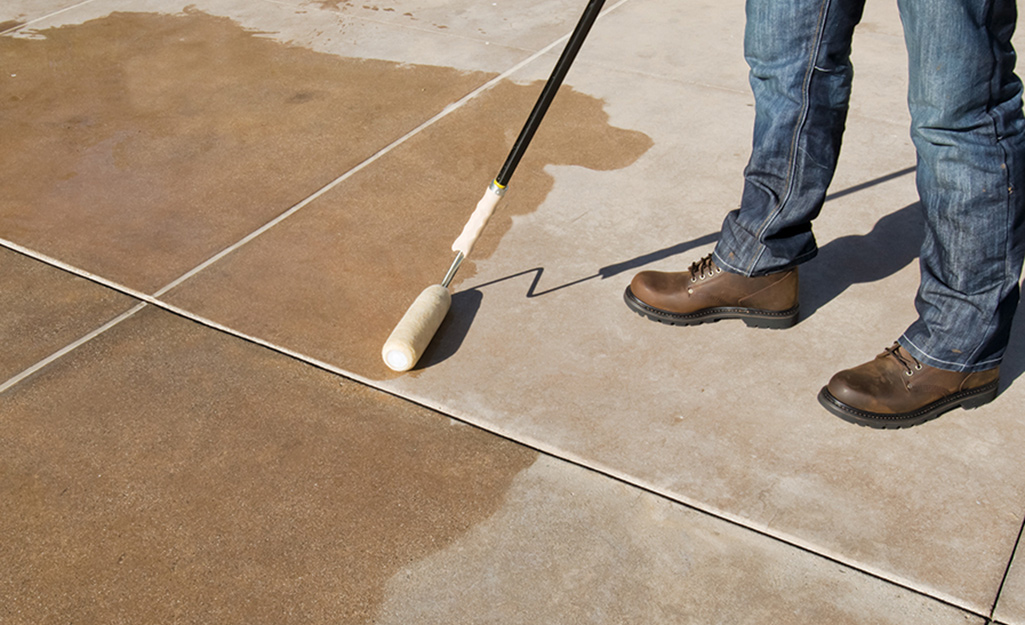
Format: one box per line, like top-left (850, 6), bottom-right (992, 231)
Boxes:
top-left (823, 165), bottom-right (917, 203)
top-left (419, 165), bottom-right (933, 369)
top-left (415, 233), bottom-right (719, 369)
top-left (467, 232), bottom-right (721, 298)
top-left (464, 165), bottom-right (920, 303)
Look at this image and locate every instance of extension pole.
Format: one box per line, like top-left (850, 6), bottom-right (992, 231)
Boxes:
top-left (382, 0), bottom-right (608, 372)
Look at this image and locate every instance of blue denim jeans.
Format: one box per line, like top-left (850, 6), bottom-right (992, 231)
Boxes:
top-left (713, 0), bottom-right (1025, 372)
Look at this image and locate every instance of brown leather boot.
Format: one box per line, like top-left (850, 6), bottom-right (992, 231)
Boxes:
top-left (624, 254), bottom-right (799, 328)
top-left (818, 344), bottom-right (1000, 428)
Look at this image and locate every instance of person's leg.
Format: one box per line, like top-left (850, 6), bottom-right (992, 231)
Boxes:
top-left (820, 0), bottom-right (1025, 428)
top-left (897, 0), bottom-right (1025, 372)
top-left (625, 0), bottom-right (865, 326)
top-left (714, 0), bottom-right (866, 276)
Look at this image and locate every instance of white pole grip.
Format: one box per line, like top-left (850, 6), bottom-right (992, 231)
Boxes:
top-left (451, 184), bottom-right (504, 257)
top-left (382, 284), bottom-right (452, 372)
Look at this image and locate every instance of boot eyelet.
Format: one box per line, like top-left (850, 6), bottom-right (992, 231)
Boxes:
top-left (904, 370), bottom-right (914, 377)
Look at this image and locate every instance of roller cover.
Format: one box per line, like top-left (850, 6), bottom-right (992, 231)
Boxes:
top-left (381, 284), bottom-right (452, 371)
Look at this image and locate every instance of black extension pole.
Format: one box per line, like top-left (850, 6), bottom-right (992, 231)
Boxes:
top-left (496, 0), bottom-right (609, 187)
top-left (382, 0), bottom-right (610, 372)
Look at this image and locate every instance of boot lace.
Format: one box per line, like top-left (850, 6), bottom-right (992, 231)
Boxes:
top-left (689, 254), bottom-right (723, 282)
top-left (885, 343), bottom-right (923, 376)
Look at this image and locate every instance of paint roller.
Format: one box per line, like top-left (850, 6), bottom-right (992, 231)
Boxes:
top-left (382, 0), bottom-right (608, 372)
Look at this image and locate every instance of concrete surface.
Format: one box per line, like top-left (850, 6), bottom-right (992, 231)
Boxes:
top-left (0, 247), bottom-right (136, 380)
top-left (2, 0), bottom-right (1024, 623)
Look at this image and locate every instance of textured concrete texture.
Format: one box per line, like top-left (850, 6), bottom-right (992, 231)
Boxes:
top-left (0, 247), bottom-right (136, 381)
top-left (2, 0), bottom-right (1025, 623)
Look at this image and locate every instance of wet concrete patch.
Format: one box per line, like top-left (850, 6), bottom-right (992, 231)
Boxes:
top-left (0, 10), bottom-right (496, 292)
top-left (165, 74), bottom-right (652, 378)
top-left (0, 246), bottom-right (137, 381)
top-left (0, 306), bottom-right (537, 623)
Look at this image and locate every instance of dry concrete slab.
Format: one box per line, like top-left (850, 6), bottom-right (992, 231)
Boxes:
top-left (376, 453), bottom-right (990, 625)
top-left (269, 0), bottom-right (604, 55)
top-left (0, 302), bottom-right (990, 625)
top-left (2, 0), bottom-right (1025, 621)
top-left (575, 0), bottom-right (911, 124)
top-left (3, 0), bottom-right (579, 74)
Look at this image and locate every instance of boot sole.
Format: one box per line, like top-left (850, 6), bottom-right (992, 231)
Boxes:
top-left (817, 381), bottom-right (999, 429)
top-left (623, 287), bottom-right (799, 329)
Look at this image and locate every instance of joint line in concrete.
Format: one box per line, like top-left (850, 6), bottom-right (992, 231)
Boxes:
top-left (1, 0), bottom-right (99, 35)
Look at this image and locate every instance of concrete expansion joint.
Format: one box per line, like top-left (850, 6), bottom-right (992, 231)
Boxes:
top-left (2, 0), bottom-right (98, 36)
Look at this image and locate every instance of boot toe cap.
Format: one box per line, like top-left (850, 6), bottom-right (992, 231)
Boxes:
top-left (825, 370), bottom-right (895, 414)
top-left (629, 270), bottom-right (677, 304)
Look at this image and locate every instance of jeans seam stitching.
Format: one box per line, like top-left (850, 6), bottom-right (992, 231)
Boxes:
top-left (747, 0), bottom-right (834, 274)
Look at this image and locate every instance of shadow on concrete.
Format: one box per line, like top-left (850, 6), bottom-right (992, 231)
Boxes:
top-left (416, 233), bottom-right (719, 368)
top-left (999, 299), bottom-right (1025, 390)
top-left (823, 165), bottom-right (917, 203)
top-left (420, 165), bottom-right (1025, 386)
top-left (799, 165), bottom-right (921, 318)
top-left (800, 201), bottom-right (924, 320)
top-left (465, 166), bottom-right (919, 304)
top-left (466, 232), bottom-right (721, 299)
top-left (800, 197), bottom-right (1025, 392)
top-left (417, 288), bottom-right (484, 370)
